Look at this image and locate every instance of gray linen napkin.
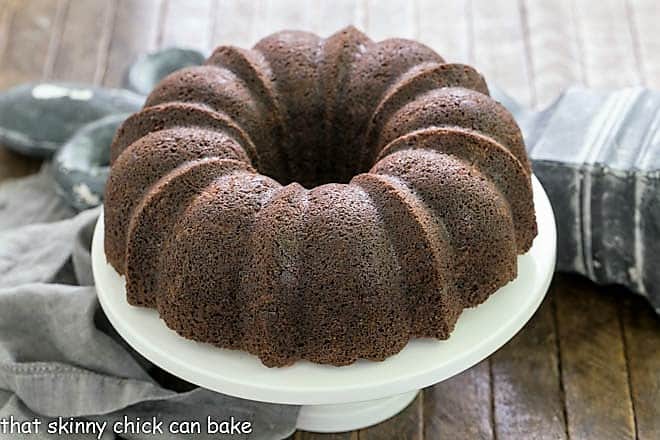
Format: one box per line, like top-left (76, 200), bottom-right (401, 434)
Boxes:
top-left (0, 165), bottom-right (299, 439)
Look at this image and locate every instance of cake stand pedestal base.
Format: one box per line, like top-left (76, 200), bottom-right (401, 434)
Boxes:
top-left (92, 176), bottom-right (556, 435)
top-left (297, 390), bottom-right (419, 433)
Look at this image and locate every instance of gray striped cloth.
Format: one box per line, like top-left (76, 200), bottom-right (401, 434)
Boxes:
top-left (493, 86), bottom-right (660, 314)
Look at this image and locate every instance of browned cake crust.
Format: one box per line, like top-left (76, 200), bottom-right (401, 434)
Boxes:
top-left (104, 26), bottom-right (537, 367)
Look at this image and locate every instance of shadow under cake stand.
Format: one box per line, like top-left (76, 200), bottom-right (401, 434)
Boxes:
top-left (92, 175), bottom-right (556, 433)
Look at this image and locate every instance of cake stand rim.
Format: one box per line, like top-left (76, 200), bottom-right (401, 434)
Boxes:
top-left (92, 174), bottom-right (556, 406)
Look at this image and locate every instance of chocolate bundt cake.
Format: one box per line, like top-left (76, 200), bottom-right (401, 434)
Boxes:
top-left (104, 26), bottom-right (537, 367)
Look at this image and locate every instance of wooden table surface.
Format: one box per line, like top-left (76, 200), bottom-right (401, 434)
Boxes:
top-left (1, 1), bottom-right (659, 439)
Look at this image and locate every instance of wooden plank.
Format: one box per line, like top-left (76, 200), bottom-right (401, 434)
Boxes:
top-left (470, 0), bottom-right (534, 107)
top-left (295, 431), bottom-right (358, 440)
top-left (0, 0), bottom-right (13, 65)
top-left (306, 0), bottom-right (361, 37)
top-left (46, 0), bottom-right (116, 84)
top-left (217, 0), bottom-right (357, 46)
top-left (523, 0), bottom-right (582, 109)
top-left (159, 0), bottom-right (213, 53)
top-left (491, 293), bottom-right (567, 440)
top-left (0, 4), bottom-right (657, 440)
top-left (622, 292), bottom-right (660, 440)
top-left (359, 393), bottom-right (423, 440)
top-left (212, 0), bottom-right (259, 47)
top-left (417, 0), bottom-right (471, 63)
top-left (424, 360), bottom-right (493, 439)
top-left (102, 0), bottom-right (162, 87)
top-left (0, 0), bottom-right (60, 173)
top-left (0, 0), bottom-right (64, 89)
top-left (571, 0), bottom-right (641, 88)
top-left (364, 0), bottom-right (417, 40)
top-left (558, 8), bottom-right (648, 438)
top-left (627, 0), bottom-right (660, 89)
top-left (253, 0), bottom-right (315, 39)
top-left (554, 274), bottom-right (635, 440)
top-left (0, 147), bottom-right (41, 181)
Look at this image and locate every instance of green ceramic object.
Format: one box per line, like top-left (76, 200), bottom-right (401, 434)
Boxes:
top-left (52, 114), bottom-right (128, 210)
top-left (0, 83), bottom-right (143, 158)
top-left (125, 47), bottom-right (205, 95)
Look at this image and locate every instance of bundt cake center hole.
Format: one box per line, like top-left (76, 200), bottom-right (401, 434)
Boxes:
top-left (262, 145), bottom-right (372, 189)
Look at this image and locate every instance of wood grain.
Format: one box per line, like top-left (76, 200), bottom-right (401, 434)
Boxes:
top-left (364, 0), bottom-right (417, 40)
top-left (359, 393), bottom-right (423, 440)
top-left (554, 274), bottom-right (636, 440)
top-left (626, 0), bottom-right (660, 89)
top-left (2, 2), bottom-right (660, 439)
top-left (255, 0), bottom-right (315, 38)
top-left (522, 0), bottom-right (582, 109)
top-left (295, 431), bottom-right (358, 440)
top-left (0, 0), bottom-right (13, 65)
top-left (45, 0), bottom-right (115, 84)
top-left (424, 360), bottom-right (493, 440)
top-left (0, 0), bottom-right (64, 89)
top-left (571, 0), bottom-right (640, 87)
top-left (622, 292), bottom-right (660, 440)
top-left (470, 0), bottom-right (534, 107)
top-left (102, 0), bottom-right (162, 87)
top-left (212, 0), bottom-right (259, 47)
top-left (417, 0), bottom-right (472, 64)
top-left (159, 0), bottom-right (213, 52)
top-left (306, 0), bottom-right (361, 37)
top-left (0, 147), bottom-right (41, 181)
top-left (0, 0), bottom-right (61, 174)
top-left (491, 295), bottom-right (567, 440)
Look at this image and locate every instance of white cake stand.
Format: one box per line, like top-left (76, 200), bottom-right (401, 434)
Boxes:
top-left (92, 175), bottom-right (556, 433)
